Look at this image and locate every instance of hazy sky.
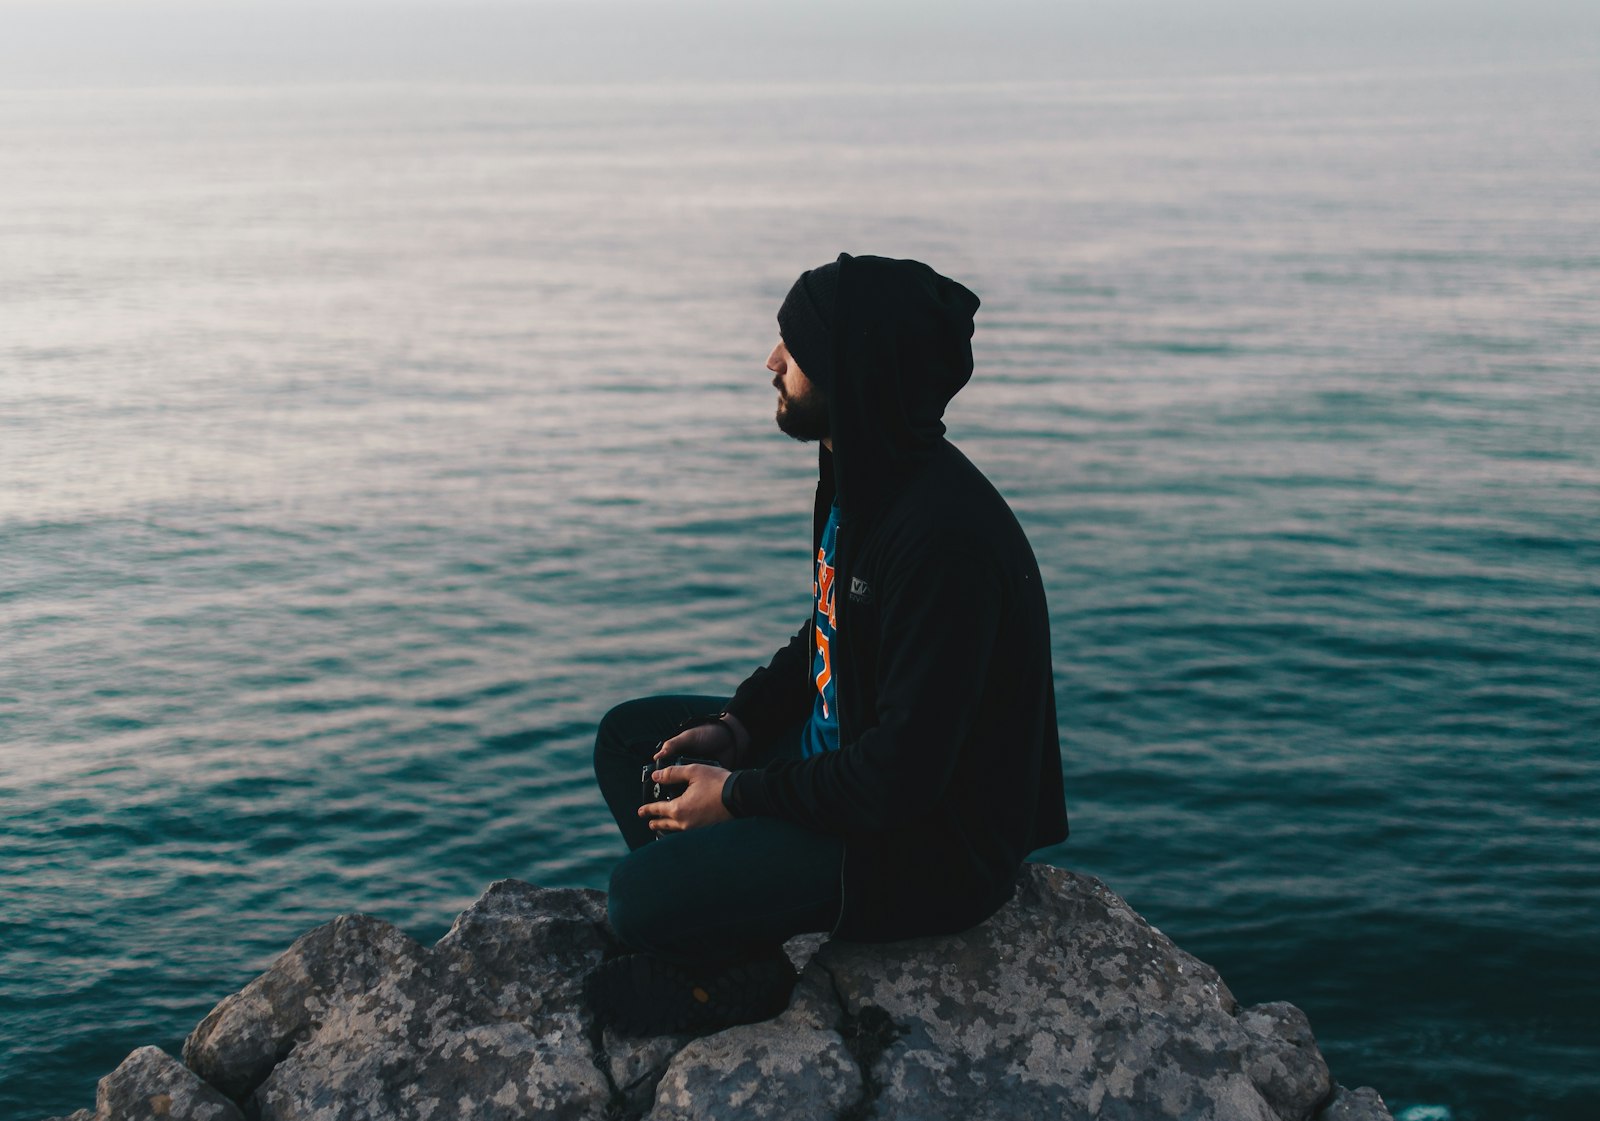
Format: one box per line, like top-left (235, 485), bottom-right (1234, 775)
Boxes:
top-left (2, 0), bottom-right (1597, 87)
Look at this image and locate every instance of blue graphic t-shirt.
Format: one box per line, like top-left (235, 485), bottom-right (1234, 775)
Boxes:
top-left (802, 502), bottom-right (841, 758)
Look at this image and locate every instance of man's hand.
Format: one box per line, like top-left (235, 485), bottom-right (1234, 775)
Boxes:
top-left (639, 764), bottom-right (733, 835)
top-left (653, 713), bottom-right (750, 768)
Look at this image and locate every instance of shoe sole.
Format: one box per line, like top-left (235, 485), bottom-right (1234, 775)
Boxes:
top-left (584, 953), bottom-right (796, 1037)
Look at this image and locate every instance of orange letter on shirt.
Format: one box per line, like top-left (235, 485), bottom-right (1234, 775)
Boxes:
top-left (814, 627), bottom-right (832, 717)
top-left (815, 547), bottom-right (837, 629)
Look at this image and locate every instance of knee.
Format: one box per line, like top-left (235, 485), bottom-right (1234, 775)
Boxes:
top-left (595, 698), bottom-right (634, 750)
top-left (594, 697), bottom-right (652, 772)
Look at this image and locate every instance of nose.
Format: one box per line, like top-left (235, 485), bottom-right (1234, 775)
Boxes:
top-left (765, 341), bottom-right (784, 374)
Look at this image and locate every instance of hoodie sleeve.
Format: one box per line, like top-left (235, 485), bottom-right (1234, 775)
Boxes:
top-left (728, 538), bottom-right (1002, 832)
top-left (723, 615), bottom-right (815, 749)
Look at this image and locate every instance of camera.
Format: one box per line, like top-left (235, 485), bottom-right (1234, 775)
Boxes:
top-left (641, 754), bottom-right (727, 804)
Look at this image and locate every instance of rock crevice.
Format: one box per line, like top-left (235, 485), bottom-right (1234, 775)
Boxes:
top-left (43, 865), bottom-right (1393, 1121)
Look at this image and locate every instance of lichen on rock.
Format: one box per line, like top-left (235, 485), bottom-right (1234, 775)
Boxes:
top-left (40, 865), bottom-right (1394, 1121)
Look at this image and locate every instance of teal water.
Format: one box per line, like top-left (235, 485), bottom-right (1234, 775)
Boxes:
top-left (3, 63), bottom-right (1598, 1120)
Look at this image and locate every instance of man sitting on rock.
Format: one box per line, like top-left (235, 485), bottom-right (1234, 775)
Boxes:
top-left (586, 252), bottom-right (1068, 1036)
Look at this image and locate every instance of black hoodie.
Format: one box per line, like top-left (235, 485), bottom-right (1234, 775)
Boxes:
top-left (724, 254), bottom-right (1069, 942)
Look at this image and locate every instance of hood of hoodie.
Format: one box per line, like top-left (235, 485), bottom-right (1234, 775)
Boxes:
top-left (818, 252), bottom-right (982, 521)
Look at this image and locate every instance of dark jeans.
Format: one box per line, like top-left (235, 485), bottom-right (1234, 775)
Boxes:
top-left (593, 694), bottom-right (843, 964)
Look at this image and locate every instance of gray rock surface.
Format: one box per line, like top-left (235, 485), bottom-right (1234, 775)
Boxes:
top-left (804, 866), bottom-right (1337, 1121)
top-left (186, 881), bottom-right (614, 1121)
top-left (648, 965), bottom-right (862, 1121)
top-left (43, 865), bottom-right (1393, 1121)
top-left (1318, 1084), bottom-right (1398, 1120)
top-left (39, 1045), bottom-right (244, 1121)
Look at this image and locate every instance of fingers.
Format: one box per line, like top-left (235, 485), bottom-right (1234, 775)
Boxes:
top-left (647, 763), bottom-right (699, 784)
top-left (638, 764), bottom-right (718, 835)
top-left (638, 798), bottom-right (675, 832)
top-left (654, 724), bottom-right (728, 765)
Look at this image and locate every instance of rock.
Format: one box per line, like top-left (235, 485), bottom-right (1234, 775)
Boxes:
top-left (777, 864), bottom-right (1336, 1121)
top-left (1317, 1084), bottom-right (1395, 1120)
top-left (1238, 1001), bottom-right (1335, 1120)
top-left (195, 880), bottom-right (617, 1121)
top-left (647, 966), bottom-right (862, 1121)
top-left (600, 935), bottom-right (837, 1116)
top-left (603, 1028), bottom-right (695, 1116)
top-left (253, 1014), bottom-right (608, 1121)
top-left (64, 1046), bottom-right (246, 1121)
top-left (182, 912), bottom-right (437, 1102)
top-left (432, 879), bottom-right (612, 1025)
top-left (42, 865), bottom-right (1392, 1121)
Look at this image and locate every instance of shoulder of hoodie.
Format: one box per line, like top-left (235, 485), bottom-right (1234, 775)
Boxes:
top-left (857, 441), bottom-right (1033, 571)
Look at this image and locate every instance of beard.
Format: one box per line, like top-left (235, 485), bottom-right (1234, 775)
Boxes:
top-left (775, 383), bottom-right (831, 443)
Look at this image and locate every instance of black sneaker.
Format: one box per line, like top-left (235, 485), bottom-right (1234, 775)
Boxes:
top-left (582, 950), bottom-right (798, 1037)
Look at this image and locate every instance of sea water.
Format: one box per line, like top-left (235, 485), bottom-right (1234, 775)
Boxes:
top-left (3, 59), bottom-right (1598, 1120)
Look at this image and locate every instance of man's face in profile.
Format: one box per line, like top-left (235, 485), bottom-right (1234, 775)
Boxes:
top-left (767, 339), bottom-right (830, 443)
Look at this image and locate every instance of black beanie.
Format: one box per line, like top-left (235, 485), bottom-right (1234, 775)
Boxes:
top-left (776, 255), bottom-right (843, 392)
